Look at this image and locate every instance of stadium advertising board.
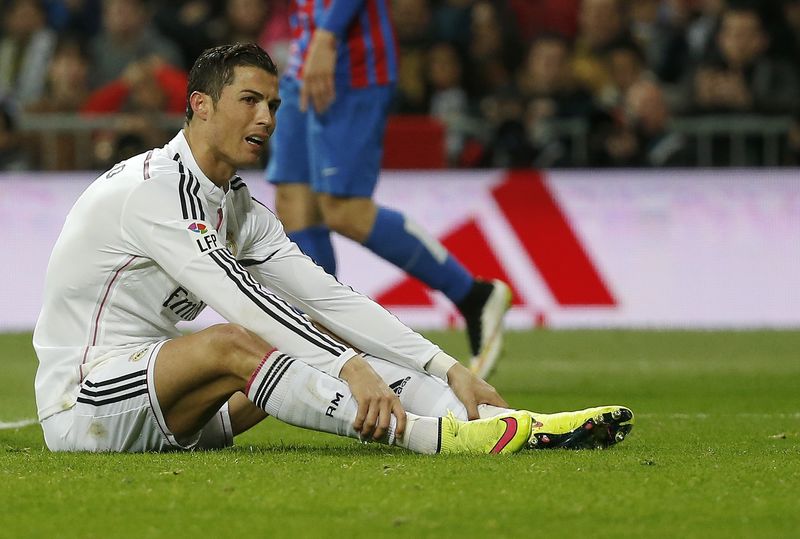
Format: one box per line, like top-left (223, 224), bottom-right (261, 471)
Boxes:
top-left (3, 169), bottom-right (798, 330)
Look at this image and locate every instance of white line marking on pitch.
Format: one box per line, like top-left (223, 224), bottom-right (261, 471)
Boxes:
top-left (0, 419), bottom-right (38, 430)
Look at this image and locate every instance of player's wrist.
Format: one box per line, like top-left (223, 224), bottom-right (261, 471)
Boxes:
top-left (425, 352), bottom-right (459, 383)
top-left (333, 348), bottom-right (360, 378)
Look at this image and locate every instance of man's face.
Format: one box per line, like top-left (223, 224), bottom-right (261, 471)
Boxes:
top-left (528, 40), bottom-right (568, 90)
top-left (203, 66), bottom-right (281, 169)
top-left (718, 11), bottom-right (767, 68)
top-left (103, 0), bottom-right (148, 39)
top-left (580, 0), bottom-right (622, 48)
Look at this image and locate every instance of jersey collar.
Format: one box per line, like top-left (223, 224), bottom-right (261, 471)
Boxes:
top-left (169, 130), bottom-right (229, 205)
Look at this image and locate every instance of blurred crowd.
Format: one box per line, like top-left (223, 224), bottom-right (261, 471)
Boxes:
top-left (2, 0), bottom-right (800, 170)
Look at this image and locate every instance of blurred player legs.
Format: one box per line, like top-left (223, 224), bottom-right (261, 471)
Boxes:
top-left (268, 76), bottom-right (511, 378)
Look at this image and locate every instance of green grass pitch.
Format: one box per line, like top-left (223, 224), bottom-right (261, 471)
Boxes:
top-left (2, 330), bottom-right (799, 538)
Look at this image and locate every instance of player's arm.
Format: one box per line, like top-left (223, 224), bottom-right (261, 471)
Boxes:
top-left (239, 198), bottom-right (445, 375)
top-left (119, 180), bottom-right (357, 377)
top-left (301, 0), bottom-right (367, 113)
top-left (240, 195), bottom-right (502, 420)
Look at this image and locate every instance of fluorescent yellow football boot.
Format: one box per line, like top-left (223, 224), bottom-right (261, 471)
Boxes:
top-left (527, 406), bottom-right (635, 450)
top-left (439, 411), bottom-right (532, 455)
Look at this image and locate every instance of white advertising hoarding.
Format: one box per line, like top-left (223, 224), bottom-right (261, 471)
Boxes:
top-left (2, 169), bottom-right (798, 331)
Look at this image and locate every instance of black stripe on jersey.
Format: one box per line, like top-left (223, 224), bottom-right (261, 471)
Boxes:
top-left (214, 248), bottom-right (347, 354)
top-left (176, 158), bottom-right (189, 219)
top-left (252, 354), bottom-right (290, 409)
top-left (240, 250), bottom-right (279, 267)
top-left (84, 369), bottom-right (146, 388)
top-left (77, 388), bottom-right (149, 407)
top-left (182, 162), bottom-right (200, 219)
top-left (209, 250), bottom-right (346, 356)
top-left (188, 169), bottom-right (206, 220)
top-left (143, 150), bottom-right (153, 181)
top-left (231, 176), bottom-right (246, 191)
top-left (173, 154), bottom-right (206, 221)
top-left (80, 378), bottom-right (145, 397)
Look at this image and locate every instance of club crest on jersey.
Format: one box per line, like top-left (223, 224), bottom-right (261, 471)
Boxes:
top-left (188, 222), bottom-right (208, 234)
top-left (226, 231), bottom-right (238, 256)
top-left (128, 348), bottom-right (148, 362)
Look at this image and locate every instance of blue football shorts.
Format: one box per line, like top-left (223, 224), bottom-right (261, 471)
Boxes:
top-left (267, 75), bottom-right (394, 198)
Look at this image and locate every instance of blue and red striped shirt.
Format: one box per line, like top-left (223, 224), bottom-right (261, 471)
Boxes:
top-left (285, 0), bottom-right (398, 88)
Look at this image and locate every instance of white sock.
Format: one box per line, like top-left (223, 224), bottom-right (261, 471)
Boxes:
top-left (390, 414), bottom-right (441, 454)
top-left (363, 354), bottom-right (468, 418)
top-left (246, 350), bottom-right (359, 438)
top-left (363, 354), bottom-right (520, 422)
top-left (477, 403), bottom-right (516, 419)
top-left (246, 350), bottom-right (442, 453)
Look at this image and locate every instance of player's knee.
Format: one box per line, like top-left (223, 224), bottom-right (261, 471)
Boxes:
top-left (205, 323), bottom-right (270, 363)
top-left (275, 184), bottom-right (319, 231)
top-left (319, 199), bottom-right (370, 241)
top-left (320, 208), bottom-right (351, 236)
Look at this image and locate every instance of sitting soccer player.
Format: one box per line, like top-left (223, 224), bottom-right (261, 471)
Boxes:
top-left (33, 44), bottom-right (634, 454)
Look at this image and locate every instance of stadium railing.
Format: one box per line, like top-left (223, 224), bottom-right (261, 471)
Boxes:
top-left (17, 112), bottom-right (795, 169)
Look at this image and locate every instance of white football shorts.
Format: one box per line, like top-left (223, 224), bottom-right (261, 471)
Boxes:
top-left (41, 340), bottom-right (233, 452)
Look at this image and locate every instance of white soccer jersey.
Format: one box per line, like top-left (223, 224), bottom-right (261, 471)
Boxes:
top-left (33, 131), bottom-right (440, 421)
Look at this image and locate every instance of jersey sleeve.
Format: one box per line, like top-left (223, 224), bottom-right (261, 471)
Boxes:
top-left (238, 197), bottom-right (442, 374)
top-left (120, 177), bottom-right (357, 376)
top-left (317, 0), bottom-right (367, 37)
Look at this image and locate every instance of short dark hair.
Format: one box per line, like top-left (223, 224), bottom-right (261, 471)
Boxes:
top-left (185, 43), bottom-right (278, 122)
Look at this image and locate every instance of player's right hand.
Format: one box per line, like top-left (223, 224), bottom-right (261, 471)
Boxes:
top-left (446, 362), bottom-right (508, 420)
top-left (300, 29), bottom-right (337, 114)
top-left (340, 355), bottom-right (407, 441)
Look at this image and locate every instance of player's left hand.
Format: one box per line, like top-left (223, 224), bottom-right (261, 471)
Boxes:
top-left (340, 354), bottom-right (407, 441)
top-left (445, 362), bottom-right (508, 420)
top-left (300, 29), bottom-right (337, 114)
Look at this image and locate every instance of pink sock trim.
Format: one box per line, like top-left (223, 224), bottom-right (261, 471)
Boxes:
top-left (245, 348), bottom-right (277, 394)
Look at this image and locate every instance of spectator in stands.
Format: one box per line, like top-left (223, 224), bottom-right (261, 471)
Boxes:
top-left (24, 36), bottom-right (92, 170)
top-left (571, 0), bottom-right (630, 100)
top-left (425, 41), bottom-right (470, 165)
top-left (26, 36), bottom-right (91, 114)
top-left (684, 0), bottom-right (725, 64)
top-left (689, 2), bottom-right (800, 114)
top-left (44, 0), bottom-right (102, 37)
top-left (463, 1), bottom-right (522, 100)
top-left (81, 56), bottom-right (187, 115)
top-left (0, 100), bottom-right (29, 170)
top-left (628, 0), bottom-right (690, 84)
top-left (479, 87), bottom-right (531, 168)
top-left (781, 0), bottom-right (800, 60)
top-left (209, 0), bottom-right (271, 47)
top-left (516, 33), bottom-right (596, 167)
top-left (597, 79), bottom-right (689, 167)
top-left (82, 56), bottom-right (187, 169)
top-left (257, 0), bottom-right (292, 71)
top-left (89, 0), bottom-right (184, 88)
top-left (0, 0), bottom-right (57, 106)
top-left (506, 0), bottom-right (580, 43)
top-left (430, 0), bottom-right (474, 49)
top-left (394, 0), bottom-right (434, 113)
top-left (601, 39), bottom-right (649, 109)
top-left (153, 1), bottom-right (222, 67)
